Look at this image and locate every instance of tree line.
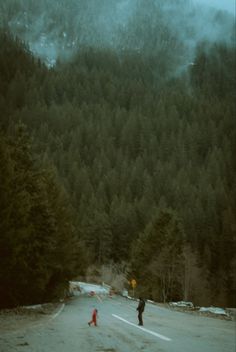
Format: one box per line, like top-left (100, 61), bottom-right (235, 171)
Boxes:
top-left (0, 6), bottom-right (235, 308)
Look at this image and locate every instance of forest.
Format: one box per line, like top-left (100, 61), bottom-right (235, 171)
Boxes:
top-left (0, 0), bottom-right (235, 308)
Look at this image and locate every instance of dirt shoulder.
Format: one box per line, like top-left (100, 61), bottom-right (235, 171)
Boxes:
top-left (0, 302), bottom-right (62, 333)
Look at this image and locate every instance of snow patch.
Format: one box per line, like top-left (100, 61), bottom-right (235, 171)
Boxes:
top-left (199, 307), bottom-right (228, 315)
top-left (69, 281), bottom-right (112, 297)
top-left (169, 301), bottom-right (194, 308)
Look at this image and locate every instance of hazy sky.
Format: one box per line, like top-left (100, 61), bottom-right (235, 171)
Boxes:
top-left (195, 0), bottom-right (235, 14)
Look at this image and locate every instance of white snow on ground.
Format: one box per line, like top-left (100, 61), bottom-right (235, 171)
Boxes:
top-left (79, 282), bottom-right (109, 294)
top-left (169, 301), bottom-right (230, 317)
top-left (23, 304), bottom-right (43, 309)
top-left (170, 301), bottom-right (194, 308)
top-left (70, 281), bottom-right (110, 295)
top-left (199, 307), bottom-right (228, 315)
top-left (122, 289), bottom-right (128, 297)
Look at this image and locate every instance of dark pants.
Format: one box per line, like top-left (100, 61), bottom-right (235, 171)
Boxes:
top-left (138, 311), bottom-right (143, 325)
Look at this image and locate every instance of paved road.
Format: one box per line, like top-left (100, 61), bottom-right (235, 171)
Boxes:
top-left (1, 295), bottom-right (235, 352)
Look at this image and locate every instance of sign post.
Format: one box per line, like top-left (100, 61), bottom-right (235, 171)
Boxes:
top-left (131, 279), bottom-right (137, 298)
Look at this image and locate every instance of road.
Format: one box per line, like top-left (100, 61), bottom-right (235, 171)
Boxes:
top-left (0, 295), bottom-right (235, 352)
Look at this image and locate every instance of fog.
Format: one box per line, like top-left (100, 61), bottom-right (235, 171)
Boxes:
top-left (0, 0), bottom-right (234, 68)
top-left (195, 0), bottom-right (235, 14)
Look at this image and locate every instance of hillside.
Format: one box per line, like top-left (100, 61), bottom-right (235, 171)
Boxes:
top-left (0, 0), bottom-right (235, 308)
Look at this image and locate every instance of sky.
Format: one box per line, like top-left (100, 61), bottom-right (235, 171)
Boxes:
top-left (195, 0), bottom-right (235, 14)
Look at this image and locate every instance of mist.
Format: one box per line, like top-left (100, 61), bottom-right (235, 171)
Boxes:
top-left (0, 0), bottom-right (234, 69)
top-left (195, 0), bottom-right (235, 14)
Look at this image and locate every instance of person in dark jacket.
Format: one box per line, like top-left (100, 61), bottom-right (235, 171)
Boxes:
top-left (137, 297), bottom-right (145, 326)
